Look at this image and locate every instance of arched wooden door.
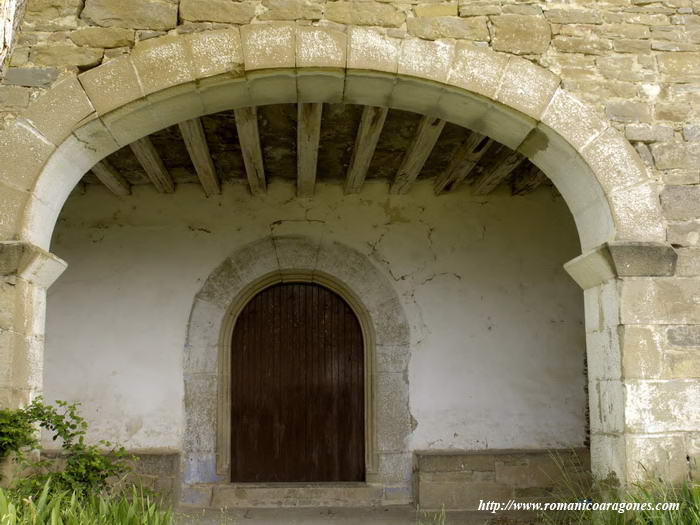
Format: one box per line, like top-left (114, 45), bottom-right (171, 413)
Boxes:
top-left (231, 282), bottom-right (365, 482)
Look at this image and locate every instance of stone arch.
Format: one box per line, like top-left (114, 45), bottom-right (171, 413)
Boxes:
top-left (0, 23), bottom-right (665, 253)
top-left (183, 235), bottom-right (411, 502)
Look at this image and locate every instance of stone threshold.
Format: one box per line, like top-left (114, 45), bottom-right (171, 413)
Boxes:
top-left (205, 482), bottom-right (386, 509)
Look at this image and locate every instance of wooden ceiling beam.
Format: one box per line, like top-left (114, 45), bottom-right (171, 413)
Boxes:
top-left (345, 106), bottom-right (388, 194)
top-left (129, 137), bottom-right (175, 193)
top-left (234, 107), bottom-right (266, 196)
top-left (434, 132), bottom-right (493, 195)
top-left (297, 102), bottom-right (323, 198)
top-left (472, 148), bottom-right (526, 195)
top-left (390, 115), bottom-right (445, 195)
top-left (178, 117), bottom-right (221, 197)
top-left (512, 164), bottom-right (548, 196)
top-left (91, 160), bottom-right (130, 196)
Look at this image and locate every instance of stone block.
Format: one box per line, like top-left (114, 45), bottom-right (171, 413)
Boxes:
top-left (0, 86), bottom-right (30, 109)
top-left (296, 26), bottom-right (346, 69)
top-left (180, 0), bottom-right (256, 24)
top-left (446, 42), bottom-right (508, 99)
top-left (69, 27), bottom-right (135, 48)
top-left (241, 22), bottom-right (295, 71)
top-left (586, 328), bottom-right (622, 380)
top-left (625, 124), bottom-right (674, 143)
top-left (620, 325), bottom-right (663, 379)
top-left (260, 0), bottom-right (322, 21)
top-left (491, 15), bottom-right (551, 54)
top-left (675, 248), bottom-right (700, 276)
top-left (625, 434), bottom-right (690, 483)
top-left (608, 242), bottom-right (677, 277)
top-left (684, 125), bottom-right (700, 141)
top-left (665, 349), bottom-right (700, 379)
top-left (130, 35), bottom-right (196, 96)
top-left (407, 16), bottom-right (489, 41)
top-left (661, 185), bottom-right (700, 221)
top-left (30, 44), bottom-right (103, 68)
top-left (668, 220), bottom-right (700, 247)
top-left (553, 35), bottom-right (613, 55)
top-left (650, 141), bottom-right (700, 170)
top-left (81, 0), bottom-right (177, 30)
top-left (496, 57), bottom-right (559, 120)
top-left (78, 56), bottom-right (143, 115)
top-left (589, 433), bottom-right (625, 484)
top-left (376, 344), bottom-right (410, 373)
top-left (544, 8), bottom-right (602, 25)
top-left (494, 453), bottom-right (574, 489)
top-left (621, 278), bottom-right (700, 324)
top-left (626, 380), bottom-right (700, 433)
top-left (375, 371), bottom-right (411, 452)
top-left (590, 379), bottom-right (624, 434)
top-left (581, 128), bottom-right (649, 195)
top-left (188, 29), bottom-right (244, 80)
top-left (667, 326), bottom-right (700, 347)
top-left (0, 121), bottom-right (54, 192)
top-left (541, 88), bottom-right (608, 151)
top-left (183, 374), bottom-right (218, 454)
top-left (418, 478), bottom-right (512, 511)
top-left (415, 3), bottom-right (457, 17)
top-left (326, 1), bottom-right (405, 28)
top-left (398, 38), bottom-right (455, 83)
top-left (608, 182), bottom-right (666, 243)
top-left (198, 75), bottom-right (251, 115)
top-left (347, 27), bottom-right (400, 74)
top-left (658, 52), bottom-right (700, 82)
top-left (23, 76), bottom-right (94, 146)
top-left (3, 67), bottom-right (58, 87)
top-left (605, 101), bottom-right (651, 123)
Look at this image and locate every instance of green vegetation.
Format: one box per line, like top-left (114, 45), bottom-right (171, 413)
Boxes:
top-left (0, 481), bottom-right (172, 525)
top-left (1, 399), bottom-right (173, 524)
top-left (540, 453), bottom-right (700, 525)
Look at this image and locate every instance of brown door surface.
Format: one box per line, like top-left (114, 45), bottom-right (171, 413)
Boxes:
top-left (231, 282), bottom-right (365, 482)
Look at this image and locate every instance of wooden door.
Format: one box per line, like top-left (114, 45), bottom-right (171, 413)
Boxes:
top-left (231, 282), bottom-right (365, 482)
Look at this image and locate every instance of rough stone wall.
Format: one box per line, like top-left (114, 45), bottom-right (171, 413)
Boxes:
top-left (1, 1), bottom-right (699, 261)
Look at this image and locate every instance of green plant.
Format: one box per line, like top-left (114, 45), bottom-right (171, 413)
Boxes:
top-left (0, 398), bottom-right (131, 495)
top-left (540, 453), bottom-right (700, 525)
top-left (0, 410), bottom-right (36, 463)
top-left (0, 479), bottom-right (173, 525)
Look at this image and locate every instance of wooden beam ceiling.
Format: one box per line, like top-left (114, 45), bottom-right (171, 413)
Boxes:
top-left (178, 118), bottom-right (221, 197)
top-left (390, 115), bottom-right (445, 195)
top-left (234, 107), bottom-right (267, 196)
top-left (345, 106), bottom-right (388, 194)
top-left (297, 102), bottom-right (323, 198)
top-left (512, 164), bottom-right (548, 196)
top-left (129, 137), bottom-right (175, 193)
top-left (91, 160), bottom-right (130, 196)
top-left (472, 147), bottom-right (526, 195)
top-left (434, 132), bottom-right (492, 195)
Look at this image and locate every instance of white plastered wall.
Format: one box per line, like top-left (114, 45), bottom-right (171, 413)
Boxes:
top-left (44, 179), bottom-right (586, 452)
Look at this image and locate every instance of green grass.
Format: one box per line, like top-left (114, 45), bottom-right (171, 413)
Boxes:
top-left (539, 453), bottom-right (700, 525)
top-left (0, 480), bottom-right (173, 525)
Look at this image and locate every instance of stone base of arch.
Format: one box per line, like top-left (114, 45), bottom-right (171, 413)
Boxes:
top-left (181, 236), bottom-right (413, 506)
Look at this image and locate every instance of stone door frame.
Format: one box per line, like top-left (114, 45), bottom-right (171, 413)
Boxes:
top-left (183, 236), bottom-right (412, 500)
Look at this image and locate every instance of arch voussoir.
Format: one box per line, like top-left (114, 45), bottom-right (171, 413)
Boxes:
top-left (0, 23), bottom-right (667, 252)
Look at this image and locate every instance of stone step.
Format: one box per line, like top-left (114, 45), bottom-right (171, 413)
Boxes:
top-left (209, 483), bottom-right (385, 509)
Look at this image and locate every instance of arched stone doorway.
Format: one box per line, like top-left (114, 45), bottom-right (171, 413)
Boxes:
top-left (183, 237), bottom-right (411, 504)
top-left (0, 24), bottom-right (689, 496)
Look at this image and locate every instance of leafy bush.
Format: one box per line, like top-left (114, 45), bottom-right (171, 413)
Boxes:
top-left (0, 398), bottom-right (130, 496)
top-left (0, 480), bottom-right (172, 525)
